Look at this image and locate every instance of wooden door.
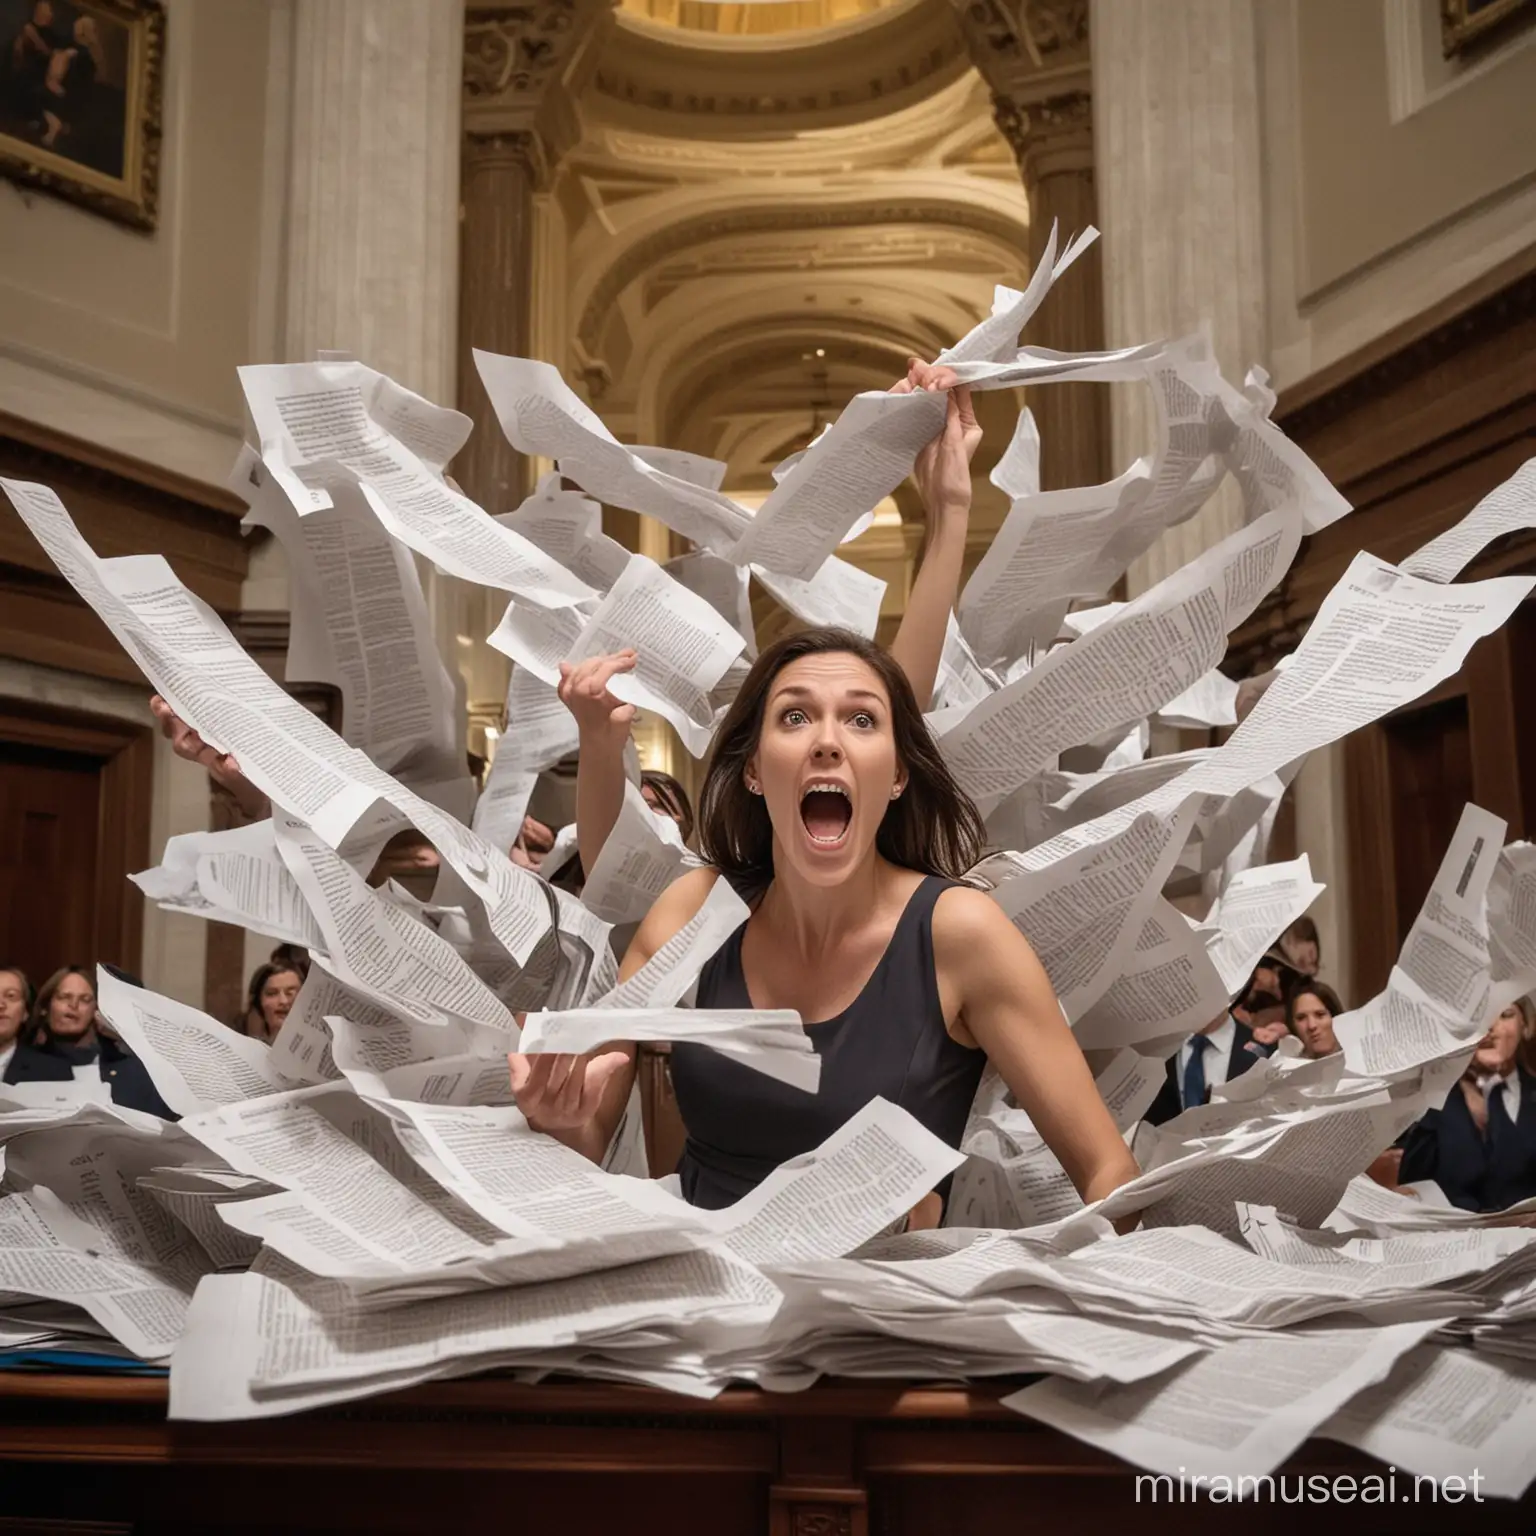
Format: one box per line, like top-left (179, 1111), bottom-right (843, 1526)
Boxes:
top-left (0, 740), bottom-right (102, 979)
top-left (0, 702), bottom-right (152, 984)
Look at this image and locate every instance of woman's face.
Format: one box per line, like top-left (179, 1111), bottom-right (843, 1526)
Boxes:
top-left (48, 973), bottom-right (96, 1039)
top-left (1473, 1005), bottom-right (1523, 1076)
top-left (0, 971), bottom-right (27, 1045)
top-left (1289, 991), bottom-right (1338, 1058)
top-left (748, 652), bottom-right (905, 888)
top-left (260, 970), bottom-right (302, 1033)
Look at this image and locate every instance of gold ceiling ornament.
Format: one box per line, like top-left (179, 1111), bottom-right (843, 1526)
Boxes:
top-left (619, 0), bottom-right (903, 37)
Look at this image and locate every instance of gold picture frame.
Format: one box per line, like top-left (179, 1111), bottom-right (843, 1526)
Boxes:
top-left (1442, 0), bottom-right (1536, 57)
top-left (0, 0), bottom-right (165, 230)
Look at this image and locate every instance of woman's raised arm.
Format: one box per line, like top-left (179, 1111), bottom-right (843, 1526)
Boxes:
top-left (886, 365), bottom-right (981, 711)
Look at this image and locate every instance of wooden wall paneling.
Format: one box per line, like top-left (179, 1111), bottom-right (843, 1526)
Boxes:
top-left (1344, 717), bottom-right (1398, 1003)
top-left (1464, 625), bottom-right (1527, 837)
top-left (0, 414), bottom-right (250, 695)
top-left (0, 568), bottom-right (145, 685)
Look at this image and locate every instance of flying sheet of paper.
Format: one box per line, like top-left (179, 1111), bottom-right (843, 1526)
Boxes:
top-left (729, 389), bottom-right (946, 579)
top-left (751, 557), bottom-right (886, 640)
top-left (234, 454), bottom-right (459, 776)
top-left (519, 1006), bottom-right (817, 1093)
top-left (943, 508), bottom-right (1300, 809)
top-left (1321, 1343), bottom-right (1536, 1499)
top-left (1072, 898), bottom-right (1230, 1050)
top-left (1004, 1320), bottom-right (1438, 1482)
top-left (1335, 803), bottom-right (1505, 1078)
top-left (566, 554), bottom-right (745, 754)
top-left (580, 779), bottom-right (690, 925)
top-left (94, 970), bottom-right (288, 1117)
top-left (474, 351), bottom-right (753, 555)
top-left (274, 812), bottom-right (515, 1035)
top-left (1197, 855), bottom-right (1326, 995)
top-left (1401, 457), bottom-right (1536, 583)
top-left (238, 361), bottom-right (592, 609)
top-left (938, 222), bottom-right (1097, 365)
top-left (706, 1098), bottom-right (966, 1266)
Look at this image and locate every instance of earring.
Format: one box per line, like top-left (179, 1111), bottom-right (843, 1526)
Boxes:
top-left (746, 779), bottom-right (762, 795)
top-left (890, 785), bottom-right (903, 800)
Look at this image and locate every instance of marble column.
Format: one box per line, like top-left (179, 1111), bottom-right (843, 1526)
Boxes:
top-left (456, 0), bottom-right (613, 751)
top-left (1091, 0), bottom-right (1267, 593)
top-left (950, 0), bottom-right (1109, 493)
top-left (281, 0), bottom-right (468, 684)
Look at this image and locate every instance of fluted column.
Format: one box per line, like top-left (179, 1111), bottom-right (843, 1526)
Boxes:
top-left (284, 0), bottom-right (463, 401)
top-left (282, 0), bottom-right (467, 682)
top-left (455, 1), bottom-right (613, 747)
top-left (950, 1), bottom-right (1109, 493)
top-left (1092, 0), bottom-right (1267, 594)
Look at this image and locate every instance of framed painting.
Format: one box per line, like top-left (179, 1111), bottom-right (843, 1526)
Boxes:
top-left (0, 0), bottom-right (164, 229)
top-left (1442, 0), bottom-right (1536, 56)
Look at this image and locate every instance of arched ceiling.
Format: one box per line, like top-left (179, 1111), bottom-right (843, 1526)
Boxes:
top-left (544, 4), bottom-right (1031, 526)
top-left (597, 0), bottom-right (970, 133)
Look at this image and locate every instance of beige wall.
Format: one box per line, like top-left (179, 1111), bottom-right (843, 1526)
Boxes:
top-left (0, 0), bottom-right (279, 1008)
top-left (0, 0), bottom-right (277, 486)
top-left (1264, 0), bottom-right (1536, 389)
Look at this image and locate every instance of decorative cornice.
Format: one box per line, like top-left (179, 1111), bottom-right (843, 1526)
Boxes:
top-left (993, 87), bottom-right (1093, 182)
top-left (462, 1), bottom-right (615, 182)
top-left (949, 0), bottom-right (1092, 181)
top-left (591, 1), bottom-right (968, 128)
top-left (1276, 258), bottom-right (1536, 444)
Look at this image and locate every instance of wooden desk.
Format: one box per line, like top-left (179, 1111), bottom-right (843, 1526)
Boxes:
top-left (0, 1373), bottom-right (1529, 1535)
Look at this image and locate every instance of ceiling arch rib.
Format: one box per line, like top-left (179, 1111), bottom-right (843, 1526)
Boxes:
top-left (570, 182), bottom-right (1033, 357)
top-left (594, 0), bottom-right (970, 134)
top-left (654, 321), bottom-right (922, 455)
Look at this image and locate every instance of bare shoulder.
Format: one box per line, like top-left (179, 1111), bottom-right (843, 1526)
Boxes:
top-left (932, 883), bottom-right (1020, 949)
top-left (620, 865), bottom-right (724, 978)
top-left (932, 883), bottom-right (1047, 986)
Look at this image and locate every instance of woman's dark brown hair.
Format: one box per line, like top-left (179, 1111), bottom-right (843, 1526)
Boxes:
top-left (641, 769), bottom-right (695, 845)
top-left (1283, 979), bottom-right (1344, 1031)
top-left (31, 964), bottom-right (96, 1047)
top-left (697, 627), bottom-right (985, 899)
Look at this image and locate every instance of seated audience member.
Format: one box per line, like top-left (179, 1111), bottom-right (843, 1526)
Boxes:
top-left (1398, 998), bottom-right (1536, 1212)
top-left (1279, 915), bottom-right (1321, 977)
top-left (640, 769), bottom-right (695, 845)
top-left (1241, 950), bottom-right (1305, 1047)
top-left (3, 964), bottom-right (98, 1082)
top-left (1285, 980), bottom-right (1344, 1059)
top-left (0, 964), bottom-right (32, 1079)
top-left (92, 963), bottom-right (176, 1119)
top-left (240, 961), bottom-right (304, 1044)
top-left (1144, 988), bottom-right (1274, 1126)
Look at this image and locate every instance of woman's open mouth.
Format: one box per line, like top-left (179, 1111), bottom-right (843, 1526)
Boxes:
top-left (800, 781), bottom-right (853, 848)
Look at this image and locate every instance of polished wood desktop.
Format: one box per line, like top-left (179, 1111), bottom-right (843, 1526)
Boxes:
top-left (1, 1373), bottom-right (1530, 1535)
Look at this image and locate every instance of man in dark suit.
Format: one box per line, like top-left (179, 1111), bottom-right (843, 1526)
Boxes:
top-left (1144, 966), bottom-right (1276, 1127)
top-left (1399, 1002), bottom-right (1536, 1212)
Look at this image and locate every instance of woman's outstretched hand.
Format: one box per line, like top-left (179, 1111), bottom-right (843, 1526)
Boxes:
top-left (508, 1048), bottom-right (630, 1159)
top-left (557, 651), bottom-right (638, 752)
top-left (890, 358), bottom-right (982, 523)
top-left (150, 695), bottom-right (271, 818)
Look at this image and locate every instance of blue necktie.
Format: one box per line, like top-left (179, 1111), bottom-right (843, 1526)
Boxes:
top-left (1182, 1033), bottom-right (1213, 1110)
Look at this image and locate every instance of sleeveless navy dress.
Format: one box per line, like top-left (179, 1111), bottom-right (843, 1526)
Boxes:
top-left (671, 874), bottom-right (985, 1209)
